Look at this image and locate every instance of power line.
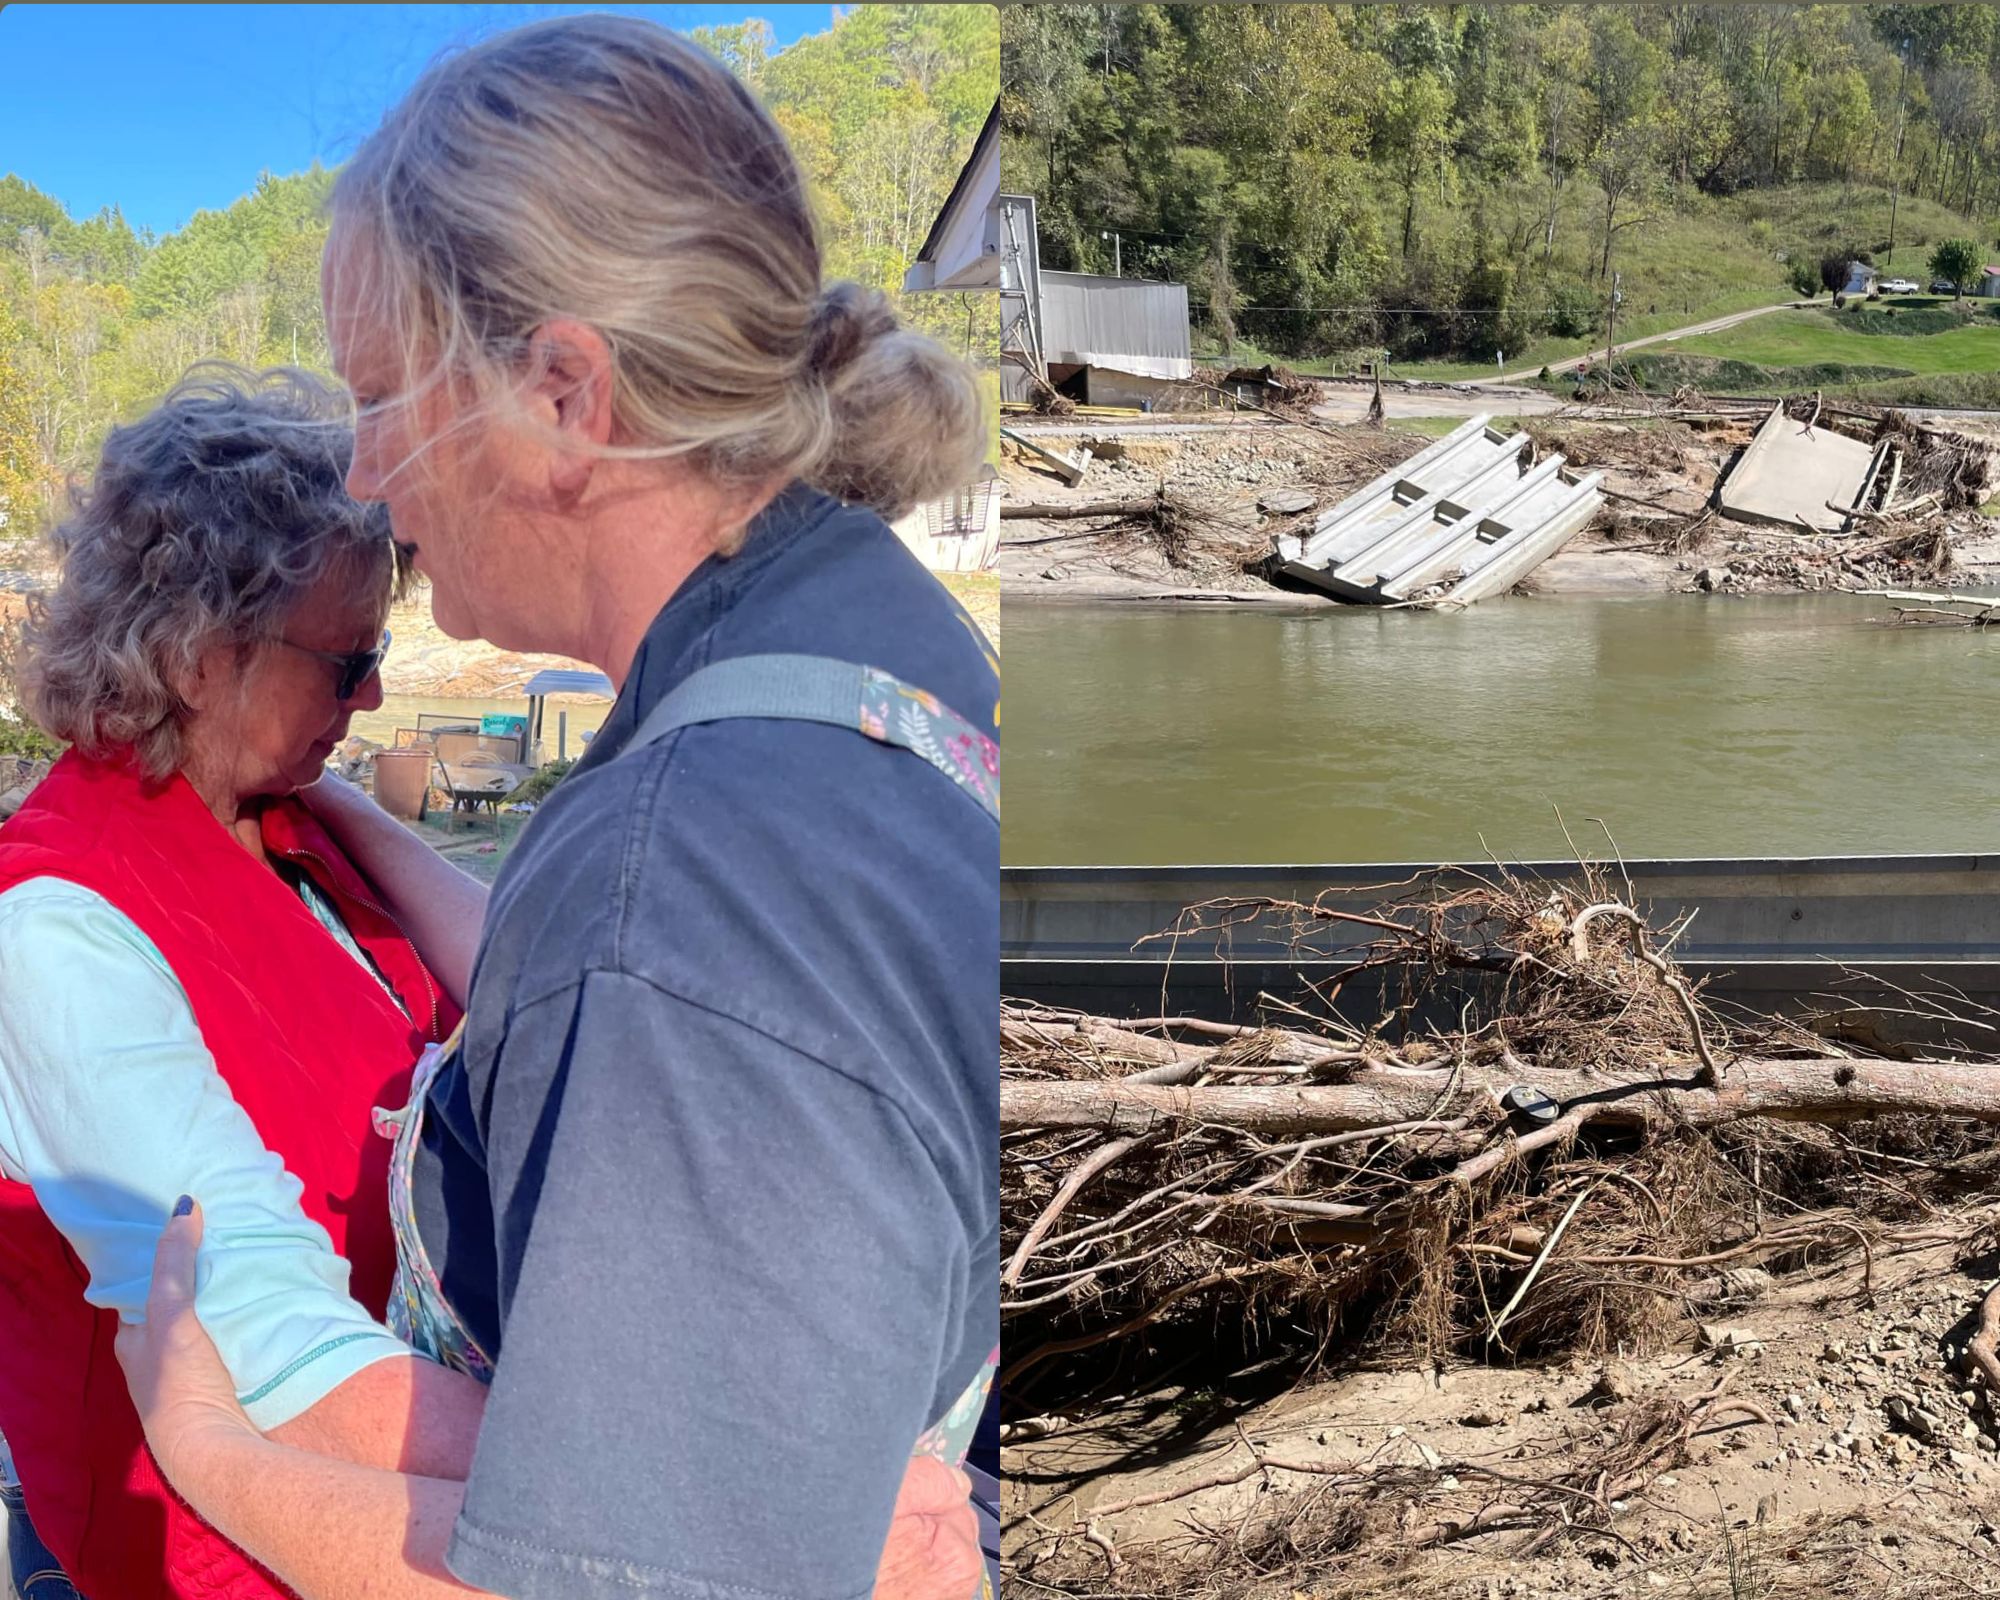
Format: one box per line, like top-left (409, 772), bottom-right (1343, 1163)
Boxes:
top-left (1186, 302), bottom-right (1604, 316)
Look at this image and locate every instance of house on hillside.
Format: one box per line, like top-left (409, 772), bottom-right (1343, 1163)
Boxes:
top-left (1978, 266), bottom-right (2000, 299)
top-left (1839, 260), bottom-right (1880, 300)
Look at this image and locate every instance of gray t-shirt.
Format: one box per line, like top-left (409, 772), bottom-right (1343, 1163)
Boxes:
top-left (411, 485), bottom-right (999, 1600)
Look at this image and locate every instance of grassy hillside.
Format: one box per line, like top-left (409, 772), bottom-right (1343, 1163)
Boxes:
top-left (1205, 182), bottom-right (1987, 381)
top-left (1672, 303), bottom-right (2000, 375)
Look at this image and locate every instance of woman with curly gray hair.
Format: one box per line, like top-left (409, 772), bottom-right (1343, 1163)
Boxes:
top-left (113, 13), bottom-right (998, 1600)
top-left (0, 358), bottom-right (982, 1600)
top-left (0, 363), bottom-right (487, 1600)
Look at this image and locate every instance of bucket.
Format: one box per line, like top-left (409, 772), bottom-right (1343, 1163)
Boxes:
top-left (372, 748), bottom-right (432, 822)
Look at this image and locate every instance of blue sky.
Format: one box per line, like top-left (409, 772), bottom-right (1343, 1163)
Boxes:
top-left (0, 3), bottom-right (838, 236)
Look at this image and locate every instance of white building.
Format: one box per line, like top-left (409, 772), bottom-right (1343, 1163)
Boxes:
top-left (902, 103), bottom-right (1000, 294)
top-left (891, 103), bottom-right (1002, 574)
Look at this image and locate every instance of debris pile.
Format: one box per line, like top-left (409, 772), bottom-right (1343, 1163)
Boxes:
top-left (1001, 488), bottom-right (1261, 578)
top-left (999, 404), bottom-right (2000, 602)
top-left (1870, 409), bottom-right (1993, 513)
top-left (1002, 869), bottom-right (2000, 1591)
top-left (1002, 865), bottom-right (2000, 1390)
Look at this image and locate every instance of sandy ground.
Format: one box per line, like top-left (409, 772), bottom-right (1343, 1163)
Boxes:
top-left (1000, 412), bottom-right (2000, 605)
top-left (1310, 383), bottom-right (1569, 425)
top-left (1005, 1213), bottom-right (2000, 1598)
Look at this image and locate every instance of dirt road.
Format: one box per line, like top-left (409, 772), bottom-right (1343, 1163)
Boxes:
top-left (1479, 297), bottom-right (1810, 385)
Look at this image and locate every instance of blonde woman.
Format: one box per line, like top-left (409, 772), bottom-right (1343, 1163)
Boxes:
top-left (114, 15), bottom-right (997, 1600)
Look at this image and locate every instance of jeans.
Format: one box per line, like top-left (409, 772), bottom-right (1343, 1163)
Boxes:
top-left (0, 1483), bottom-right (82, 1600)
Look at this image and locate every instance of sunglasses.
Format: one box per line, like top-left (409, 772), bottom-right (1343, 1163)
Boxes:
top-left (278, 630), bottom-right (392, 702)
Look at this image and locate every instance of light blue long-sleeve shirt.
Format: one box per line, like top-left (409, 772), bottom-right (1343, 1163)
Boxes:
top-left (0, 876), bottom-right (411, 1430)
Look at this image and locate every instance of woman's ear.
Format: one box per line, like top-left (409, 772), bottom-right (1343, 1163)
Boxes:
top-left (527, 319), bottom-right (617, 499)
top-left (172, 635), bottom-right (253, 718)
top-left (169, 645), bottom-right (213, 715)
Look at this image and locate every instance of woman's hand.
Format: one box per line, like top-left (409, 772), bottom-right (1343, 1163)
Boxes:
top-left (873, 1457), bottom-right (982, 1600)
top-left (114, 1198), bottom-right (262, 1491)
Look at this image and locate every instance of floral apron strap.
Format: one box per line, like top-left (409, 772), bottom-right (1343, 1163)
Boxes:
top-left (626, 652), bottom-right (998, 819)
top-left (372, 1027), bottom-right (494, 1383)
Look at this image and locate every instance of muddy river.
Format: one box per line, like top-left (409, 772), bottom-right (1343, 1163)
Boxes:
top-left (1006, 591), bottom-right (2000, 864)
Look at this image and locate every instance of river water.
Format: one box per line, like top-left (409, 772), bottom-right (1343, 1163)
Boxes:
top-left (1006, 592), bottom-right (2000, 865)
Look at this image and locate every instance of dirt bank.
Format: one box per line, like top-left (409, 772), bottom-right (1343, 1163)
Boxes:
top-left (1005, 1222), bottom-right (2000, 1598)
top-left (1000, 414), bottom-right (2000, 605)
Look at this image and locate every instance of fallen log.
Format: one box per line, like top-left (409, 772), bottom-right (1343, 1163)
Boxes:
top-left (1001, 499), bottom-right (1159, 520)
top-left (1002, 1054), bottom-right (2000, 1135)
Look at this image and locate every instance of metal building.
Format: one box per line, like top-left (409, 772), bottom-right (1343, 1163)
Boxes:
top-left (997, 195), bottom-right (1192, 407)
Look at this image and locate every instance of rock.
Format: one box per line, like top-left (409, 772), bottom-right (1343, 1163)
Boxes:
top-left (1582, 1362), bottom-right (1636, 1405)
top-left (1699, 1325), bottom-right (1764, 1357)
top-left (1696, 565), bottom-right (1732, 591)
top-left (1257, 488), bottom-right (1316, 516)
top-left (1690, 1267), bottom-right (1775, 1307)
top-left (1459, 1407), bottom-right (1506, 1428)
top-left (1783, 1394), bottom-right (1808, 1420)
top-left (1885, 1393), bottom-right (1945, 1442)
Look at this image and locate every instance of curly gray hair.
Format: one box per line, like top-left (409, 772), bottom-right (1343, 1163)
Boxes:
top-left (23, 363), bottom-right (402, 781)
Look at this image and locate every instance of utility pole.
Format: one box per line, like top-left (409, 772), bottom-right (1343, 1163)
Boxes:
top-left (1889, 39), bottom-right (1910, 267)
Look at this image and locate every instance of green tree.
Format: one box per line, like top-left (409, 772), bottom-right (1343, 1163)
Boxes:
top-left (0, 276), bottom-right (42, 532)
top-left (688, 19), bottom-right (773, 91)
top-left (0, 177), bottom-right (67, 249)
top-left (1589, 122), bottom-right (1662, 284)
top-left (1382, 70), bottom-right (1454, 258)
top-left (1534, 11), bottom-right (1592, 265)
top-left (1929, 236), bottom-right (1981, 298)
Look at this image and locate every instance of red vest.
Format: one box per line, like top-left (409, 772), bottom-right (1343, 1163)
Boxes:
top-left (0, 751), bottom-right (460, 1600)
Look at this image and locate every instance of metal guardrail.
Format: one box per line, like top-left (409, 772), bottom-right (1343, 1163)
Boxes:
top-left (1003, 854), bottom-right (2000, 1041)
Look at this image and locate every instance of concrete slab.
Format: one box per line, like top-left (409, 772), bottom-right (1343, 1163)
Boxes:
top-left (1272, 414), bottom-right (1603, 605)
top-left (1716, 404), bottom-right (1875, 533)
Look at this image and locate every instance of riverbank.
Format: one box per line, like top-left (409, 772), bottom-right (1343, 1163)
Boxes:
top-left (1000, 414), bottom-right (2000, 605)
top-left (1005, 1209), bottom-right (2000, 1600)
